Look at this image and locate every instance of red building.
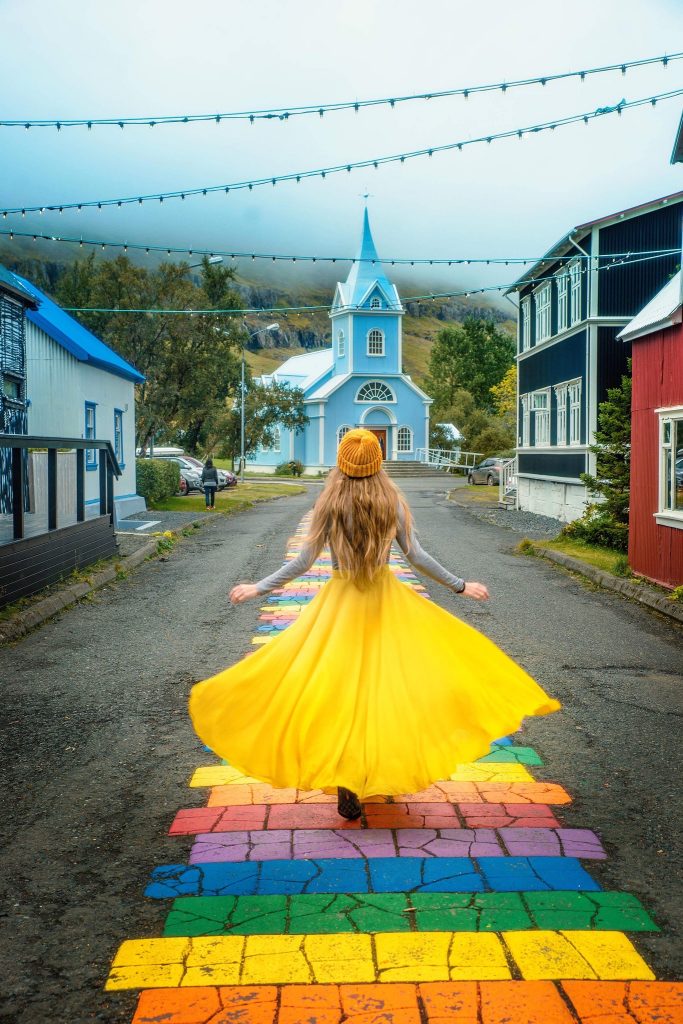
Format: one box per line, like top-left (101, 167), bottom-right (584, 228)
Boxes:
top-left (619, 271), bottom-right (683, 588)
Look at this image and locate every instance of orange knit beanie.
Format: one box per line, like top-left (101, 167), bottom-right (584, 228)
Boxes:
top-left (337, 428), bottom-right (383, 478)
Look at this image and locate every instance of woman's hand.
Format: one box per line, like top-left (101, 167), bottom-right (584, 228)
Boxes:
top-left (462, 581), bottom-right (490, 600)
top-left (230, 583), bottom-right (259, 604)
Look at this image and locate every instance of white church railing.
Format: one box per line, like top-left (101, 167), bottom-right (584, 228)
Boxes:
top-left (416, 448), bottom-right (482, 473)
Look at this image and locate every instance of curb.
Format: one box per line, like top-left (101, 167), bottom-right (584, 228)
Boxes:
top-left (532, 545), bottom-right (683, 625)
top-left (0, 536), bottom-right (161, 645)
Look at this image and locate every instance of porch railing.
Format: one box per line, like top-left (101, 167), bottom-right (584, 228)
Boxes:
top-left (415, 448), bottom-right (483, 473)
top-left (0, 434), bottom-right (121, 542)
top-left (499, 456), bottom-right (518, 507)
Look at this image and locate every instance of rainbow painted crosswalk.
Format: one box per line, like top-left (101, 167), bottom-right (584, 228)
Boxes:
top-left (106, 521), bottom-right (683, 1022)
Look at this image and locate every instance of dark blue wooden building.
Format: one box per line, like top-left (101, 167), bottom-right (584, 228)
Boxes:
top-left (506, 190), bottom-right (683, 522)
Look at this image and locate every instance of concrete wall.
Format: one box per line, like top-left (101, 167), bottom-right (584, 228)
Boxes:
top-left (517, 476), bottom-right (587, 523)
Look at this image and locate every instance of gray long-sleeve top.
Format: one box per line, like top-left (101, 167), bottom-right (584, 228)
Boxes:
top-left (255, 507), bottom-right (466, 595)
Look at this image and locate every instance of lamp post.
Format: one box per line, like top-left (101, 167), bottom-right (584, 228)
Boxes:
top-left (239, 323), bottom-right (279, 482)
top-left (188, 255), bottom-right (223, 269)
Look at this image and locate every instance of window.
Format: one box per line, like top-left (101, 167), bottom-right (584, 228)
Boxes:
top-left (85, 402), bottom-right (97, 469)
top-left (531, 389), bottom-right (550, 446)
top-left (337, 424), bottom-right (352, 445)
top-left (367, 329), bottom-right (384, 356)
top-left (520, 394), bottom-right (530, 447)
top-left (569, 260), bottom-right (582, 324)
top-left (370, 296), bottom-right (382, 309)
top-left (534, 283), bottom-right (551, 343)
top-left (114, 409), bottom-right (124, 465)
top-left (521, 297), bottom-right (531, 352)
top-left (568, 380), bottom-right (582, 445)
top-left (337, 330), bottom-right (345, 357)
top-left (2, 373), bottom-right (22, 402)
top-left (397, 425), bottom-right (413, 452)
top-left (659, 412), bottom-right (683, 518)
top-left (356, 380), bottom-right (395, 403)
top-left (270, 427), bottom-right (281, 453)
top-left (556, 269), bottom-right (569, 332)
top-left (554, 383), bottom-right (568, 446)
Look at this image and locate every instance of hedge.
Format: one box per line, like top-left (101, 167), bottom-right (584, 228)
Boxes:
top-left (136, 459), bottom-right (180, 504)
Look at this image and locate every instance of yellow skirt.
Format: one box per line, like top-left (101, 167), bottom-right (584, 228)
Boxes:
top-left (189, 567), bottom-right (560, 799)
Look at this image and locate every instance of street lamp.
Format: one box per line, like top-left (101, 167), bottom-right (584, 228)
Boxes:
top-left (239, 322), bottom-right (279, 482)
top-left (188, 255), bottom-right (223, 269)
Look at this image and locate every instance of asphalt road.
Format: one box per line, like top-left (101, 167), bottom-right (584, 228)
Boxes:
top-left (0, 478), bottom-right (681, 1022)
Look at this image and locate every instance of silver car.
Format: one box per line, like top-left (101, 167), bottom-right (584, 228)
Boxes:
top-left (468, 458), bottom-right (505, 486)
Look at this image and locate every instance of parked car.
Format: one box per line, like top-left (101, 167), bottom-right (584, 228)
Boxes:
top-left (467, 457), bottom-right (506, 486)
top-left (178, 455), bottom-right (237, 489)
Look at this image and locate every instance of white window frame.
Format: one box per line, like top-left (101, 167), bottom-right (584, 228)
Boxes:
top-left (270, 427), bottom-right (281, 453)
top-left (520, 394), bottom-right (530, 447)
top-left (355, 380), bottom-right (396, 403)
top-left (397, 425), bottom-right (413, 453)
top-left (337, 424), bottom-right (352, 446)
top-left (367, 328), bottom-right (384, 357)
top-left (656, 407), bottom-right (683, 528)
top-left (531, 388), bottom-right (551, 447)
top-left (521, 297), bottom-right (531, 352)
top-left (337, 330), bottom-right (345, 357)
top-left (534, 283), bottom-right (552, 344)
top-left (370, 296), bottom-right (382, 309)
top-left (556, 268), bottom-right (569, 333)
top-left (553, 383), bottom-right (568, 447)
top-left (569, 259), bottom-right (582, 325)
top-left (568, 379), bottom-right (582, 446)
top-left (114, 408), bottom-right (124, 466)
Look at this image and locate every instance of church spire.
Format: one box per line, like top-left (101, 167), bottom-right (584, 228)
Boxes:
top-left (336, 208), bottom-right (401, 310)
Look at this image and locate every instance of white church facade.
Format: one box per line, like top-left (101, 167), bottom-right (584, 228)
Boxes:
top-left (248, 211), bottom-right (432, 473)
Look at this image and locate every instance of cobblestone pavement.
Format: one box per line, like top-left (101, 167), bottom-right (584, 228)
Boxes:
top-left (104, 517), bottom-right (682, 1023)
top-left (1, 480), bottom-right (681, 1023)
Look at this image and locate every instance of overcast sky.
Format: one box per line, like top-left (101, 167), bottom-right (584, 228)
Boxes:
top-left (1, 0), bottom-right (682, 297)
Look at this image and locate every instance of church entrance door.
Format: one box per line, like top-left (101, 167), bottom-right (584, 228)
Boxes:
top-left (367, 428), bottom-right (387, 461)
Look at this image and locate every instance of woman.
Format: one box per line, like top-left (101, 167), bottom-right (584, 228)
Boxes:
top-left (200, 458), bottom-right (219, 509)
top-left (189, 429), bottom-right (560, 820)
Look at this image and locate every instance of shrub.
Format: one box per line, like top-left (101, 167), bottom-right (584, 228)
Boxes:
top-left (669, 585), bottom-right (683, 603)
top-left (559, 505), bottom-right (629, 552)
top-left (136, 459), bottom-right (180, 504)
top-left (275, 459), bottom-right (304, 477)
top-left (612, 554), bottom-right (632, 577)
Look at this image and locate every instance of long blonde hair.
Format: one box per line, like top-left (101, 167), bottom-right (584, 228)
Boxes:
top-left (307, 468), bottom-right (412, 589)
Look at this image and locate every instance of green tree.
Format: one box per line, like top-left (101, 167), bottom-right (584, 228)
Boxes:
top-left (54, 255), bottom-right (243, 451)
top-left (562, 364), bottom-right (632, 551)
top-left (215, 379), bottom-right (309, 467)
top-left (425, 317), bottom-right (515, 410)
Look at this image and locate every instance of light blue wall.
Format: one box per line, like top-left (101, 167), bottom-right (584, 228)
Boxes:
top-left (320, 376), bottom-right (427, 463)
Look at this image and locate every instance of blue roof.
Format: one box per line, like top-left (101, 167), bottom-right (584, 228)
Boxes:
top-left (4, 267), bottom-right (144, 383)
top-left (336, 209), bottom-right (401, 309)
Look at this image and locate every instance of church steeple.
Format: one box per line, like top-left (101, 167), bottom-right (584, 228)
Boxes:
top-left (333, 209), bottom-right (402, 311)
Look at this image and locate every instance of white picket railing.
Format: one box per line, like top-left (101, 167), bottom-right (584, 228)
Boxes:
top-left (415, 448), bottom-right (483, 473)
top-left (499, 456), bottom-right (518, 507)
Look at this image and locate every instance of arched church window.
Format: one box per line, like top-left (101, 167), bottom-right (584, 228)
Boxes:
top-left (337, 330), bottom-right (345, 357)
top-left (367, 329), bottom-right (384, 356)
top-left (397, 425), bottom-right (413, 452)
top-left (356, 381), bottom-right (395, 403)
top-left (337, 424), bottom-right (352, 445)
top-left (370, 297), bottom-right (382, 309)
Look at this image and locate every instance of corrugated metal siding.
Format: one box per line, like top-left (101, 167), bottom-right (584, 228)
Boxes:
top-left (597, 326), bottom-right (631, 405)
top-left (629, 324), bottom-right (683, 586)
top-left (598, 203), bottom-right (683, 317)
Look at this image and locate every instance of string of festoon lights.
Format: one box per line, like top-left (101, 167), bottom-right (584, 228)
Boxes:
top-left (1, 227), bottom-right (679, 268)
top-left (2, 52), bottom-right (679, 129)
top-left (57, 250), bottom-right (678, 316)
top-left (3, 88), bottom-right (682, 218)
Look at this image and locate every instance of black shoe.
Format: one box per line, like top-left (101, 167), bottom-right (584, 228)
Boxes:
top-left (337, 787), bottom-right (362, 820)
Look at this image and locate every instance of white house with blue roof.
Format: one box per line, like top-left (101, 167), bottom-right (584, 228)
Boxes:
top-left (8, 269), bottom-right (146, 521)
top-left (248, 211), bottom-right (432, 473)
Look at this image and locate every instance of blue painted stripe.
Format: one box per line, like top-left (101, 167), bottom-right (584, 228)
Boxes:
top-left (145, 856), bottom-right (601, 899)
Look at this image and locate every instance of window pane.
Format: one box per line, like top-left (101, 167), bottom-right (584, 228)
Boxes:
top-left (675, 420), bottom-right (683, 511)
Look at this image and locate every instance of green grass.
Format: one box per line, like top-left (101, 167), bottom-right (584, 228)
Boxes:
top-left (534, 537), bottom-right (627, 575)
top-left (149, 481), bottom-right (306, 513)
top-left (450, 483), bottom-right (499, 504)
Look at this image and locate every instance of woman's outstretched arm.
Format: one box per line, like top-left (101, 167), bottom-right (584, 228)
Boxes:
top-left (230, 536), bottom-right (323, 604)
top-left (395, 507), bottom-right (489, 600)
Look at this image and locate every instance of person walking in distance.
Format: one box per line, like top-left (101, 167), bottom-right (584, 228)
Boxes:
top-left (190, 429), bottom-right (560, 820)
top-left (201, 458), bottom-right (219, 509)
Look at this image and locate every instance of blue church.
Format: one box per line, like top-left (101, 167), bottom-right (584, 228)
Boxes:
top-left (249, 211), bottom-right (432, 473)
